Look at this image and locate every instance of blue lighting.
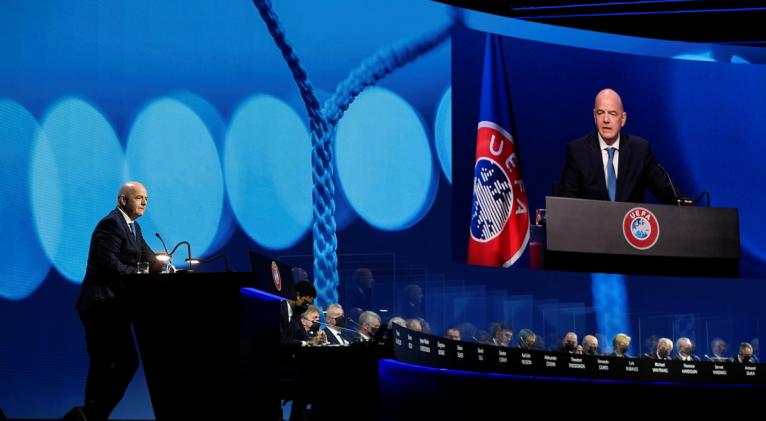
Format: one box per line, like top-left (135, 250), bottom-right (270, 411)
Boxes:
top-left (434, 87), bottom-right (452, 184)
top-left (240, 287), bottom-right (284, 302)
top-left (335, 87), bottom-right (437, 231)
top-left (517, 7), bottom-right (766, 20)
top-left (462, 10), bottom-right (766, 64)
top-left (0, 100), bottom-right (51, 300)
top-left (224, 95), bottom-right (312, 250)
top-left (379, 359), bottom-right (761, 388)
top-left (672, 52), bottom-right (716, 62)
top-left (667, 60), bottom-right (766, 264)
top-left (591, 273), bottom-right (630, 355)
top-left (30, 97), bottom-right (124, 283)
top-left (125, 96), bottom-right (226, 259)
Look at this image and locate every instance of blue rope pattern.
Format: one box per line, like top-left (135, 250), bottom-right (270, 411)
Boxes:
top-left (253, 0), bottom-right (452, 307)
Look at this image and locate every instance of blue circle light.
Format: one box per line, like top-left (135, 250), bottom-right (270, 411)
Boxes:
top-left (126, 96), bottom-right (226, 259)
top-left (434, 87), bottom-right (452, 183)
top-left (224, 95), bottom-right (312, 250)
top-left (0, 100), bottom-right (51, 299)
top-left (335, 87), bottom-right (436, 231)
top-left (31, 97), bottom-right (124, 283)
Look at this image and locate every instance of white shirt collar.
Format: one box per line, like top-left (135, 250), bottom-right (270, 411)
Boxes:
top-left (598, 133), bottom-right (620, 151)
top-left (117, 207), bottom-right (135, 224)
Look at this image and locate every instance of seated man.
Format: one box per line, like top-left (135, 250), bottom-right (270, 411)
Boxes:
top-left (730, 342), bottom-right (755, 364)
top-left (516, 328), bottom-right (537, 349)
top-left (609, 333), bottom-right (631, 357)
top-left (673, 337), bottom-right (700, 361)
top-left (488, 323), bottom-right (513, 347)
top-left (280, 281), bottom-right (324, 348)
top-left (445, 328), bottom-right (462, 341)
top-left (559, 88), bottom-right (680, 204)
top-left (560, 332), bottom-right (578, 354)
top-left (706, 337), bottom-right (729, 361)
top-left (357, 310), bottom-right (381, 341)
top-left (582, 335), bottom-right (599, 356)
top-left (645, 337), bottom-right (673, 360)
top-left (323, 303), bottom-right (356, 345)
top-left (298, 305), bottom-right (326, 344)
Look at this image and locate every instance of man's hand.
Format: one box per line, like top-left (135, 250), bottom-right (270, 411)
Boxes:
top-left (309, 330), bottom-right (326, 346)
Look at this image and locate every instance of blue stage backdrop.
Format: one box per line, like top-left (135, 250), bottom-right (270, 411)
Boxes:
top-left (0, 1), bottom-right (764, 418)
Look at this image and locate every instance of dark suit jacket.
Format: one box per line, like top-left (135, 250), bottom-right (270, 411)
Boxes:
top-left (280, 301), bottom-right (309, 349)
top-left (559, 132), bottom-right (678, 204)
top-left (673, 354), bottom-right (700, 362)
top-left (76, 208), bottom-right (159, 311)
top-left (323, 327), bottom-right (358, 345)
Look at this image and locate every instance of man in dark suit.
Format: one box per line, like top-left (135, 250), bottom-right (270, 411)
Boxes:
top-left (323, 303), bottom-right (358, 345)
top-left (66, 181), bottom-right (161, 421)
top-left (673, 337), bottom-right (701, 361)
top-left (278, 281), bottom-right (323, 421)
top-left (644, 337), bottom-right (673, 360)
top-left (559, 88), bottom-right (679, 204)
top-left (280, 281), bottom-right (323, 349)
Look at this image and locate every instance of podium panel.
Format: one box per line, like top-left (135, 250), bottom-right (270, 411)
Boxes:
top-left (544, 197), bottom-right (740, 277)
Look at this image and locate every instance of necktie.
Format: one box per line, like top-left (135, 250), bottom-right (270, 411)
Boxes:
top-left (606, 147), bottom-right (617, 201)
top-left (128, 222), bottom-right (136, 241)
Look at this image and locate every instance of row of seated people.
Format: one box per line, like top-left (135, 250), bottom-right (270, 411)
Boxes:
top-left (438, 324), bottom-right (758, 364)
top-left (281, 280), bottom-right (758, 364)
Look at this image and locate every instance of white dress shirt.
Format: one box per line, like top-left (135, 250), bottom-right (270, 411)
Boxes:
top-left (598, 134), bottom-right (620, 190)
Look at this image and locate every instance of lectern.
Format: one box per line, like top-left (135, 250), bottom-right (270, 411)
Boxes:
top-left (543, 197), bottom-right (740, 277)
top-left (121, 271), bottom-right (253, 420)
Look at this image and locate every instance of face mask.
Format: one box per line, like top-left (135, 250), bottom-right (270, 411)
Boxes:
top-left (742, 356), bottom-right (751, 363)
top-left (309, 321), bottom-right (321, 334)
top-left (370, 326), bottom-right (379, 336)
top-left (334, 315), bottom-right (346, 328)
top-left (293, 301), bottom-right (309, 315)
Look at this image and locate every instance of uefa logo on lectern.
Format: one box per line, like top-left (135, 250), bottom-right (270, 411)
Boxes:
top-left (623, 207), bottom-right (660, 250)
top-left (271, 261), bottom-right (282, 291)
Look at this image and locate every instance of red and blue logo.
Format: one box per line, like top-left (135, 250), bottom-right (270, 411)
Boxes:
top-left (622, 207), bottom-right (660, 250)
top-left (271, 261), bottom-right (282, 291)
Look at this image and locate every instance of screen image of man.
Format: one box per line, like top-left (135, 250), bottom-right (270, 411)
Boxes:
top-left (559, 88), bottom-right (680, 204)
top-left (66, 181), bottom-right (161, 421)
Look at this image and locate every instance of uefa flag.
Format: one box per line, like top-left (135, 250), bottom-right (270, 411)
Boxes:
top-left (467, 33), bottom-right (530, 267)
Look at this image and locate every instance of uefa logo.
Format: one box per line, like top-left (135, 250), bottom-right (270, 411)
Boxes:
top-left (622, 207), bottom-right (660, 250)
top-left (470, 157), bottom-right (514, 242)
top-left (271, 261), bottom-right (282, 291)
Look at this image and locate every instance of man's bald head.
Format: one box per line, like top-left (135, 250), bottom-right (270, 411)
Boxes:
top-left (117, 181), bottom-right (148, 220)
top-left (593, 88), bottom-right (627, 144)
top-left (594, 89), bottom-right (624, 111)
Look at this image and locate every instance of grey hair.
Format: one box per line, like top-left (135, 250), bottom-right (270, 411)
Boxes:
top-left (675, 337), bottom-right (691, 349)
top-left (324, 303), bottom-right (343, 314)
top-left (359, 310), bottom-right (381, 326)
top-left (302, 305), bottom-right (321, 319)
top-left (657, 337), bottom-right (673, 350)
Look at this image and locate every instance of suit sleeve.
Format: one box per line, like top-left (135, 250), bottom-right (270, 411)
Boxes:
top-left (280, 303), bottom-right (303, 349)
top-left (91, 217), bottom-right (135, 277)
top-left (559, 142), bottom-right (582, 198)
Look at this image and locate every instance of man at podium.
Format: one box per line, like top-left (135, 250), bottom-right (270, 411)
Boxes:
top-left (559, 88), bottom-right (680, 204)
top-left (67, 181), bottom-right (162, 421)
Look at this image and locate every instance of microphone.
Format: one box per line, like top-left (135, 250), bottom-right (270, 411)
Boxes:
top-left (346, 317), bottom-right (362, 329)
top-left (155, 232), bottom-right (170, 254)
top-left (657, 164), bottom-right (692, 206)
top-left (314, 321), bottom-right (361, 344)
